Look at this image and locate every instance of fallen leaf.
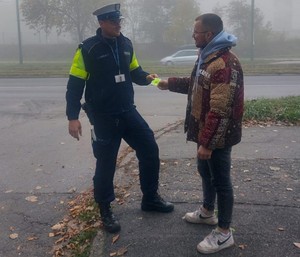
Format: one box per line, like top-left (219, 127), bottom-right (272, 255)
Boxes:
top-left (110, 252), bottom-right (117, 257)
top-left (116, 247), bottom-right (128, 256)
top-left (293, 242), bottom-right (300, 249)
top-left (27, 236), bottom-right (38, 241)
top-left (25, 196), bottom-right (38, 202)
top-left (238, 244), bottom-right (247, 250)
top-left (9, 233), bottom-right (19, 239)
top-left (48, 233), bottom-right (55, 237)
top-left (55, 237), bottom-right (65, 244)
top-left (68, 187), bottom-right (77, 193)
top-left (270, 166), bottom-right (280, 171)
top-left (286, 188), bottom-right (293, 191)
top-left (278, 227), bottom-right (285, 231)
top-left (51, 223), bottom-right (64, 231)
top-left (112, 234), bottom-right (120, 244)
top-left (86, 206), bottom-right (94, 211)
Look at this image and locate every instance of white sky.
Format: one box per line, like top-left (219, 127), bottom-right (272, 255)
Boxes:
top-left (0, 0), bottom-right (300, 44)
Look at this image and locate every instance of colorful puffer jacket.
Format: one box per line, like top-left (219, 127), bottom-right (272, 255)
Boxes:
top-left (168, 47), bottom-right (244, 150)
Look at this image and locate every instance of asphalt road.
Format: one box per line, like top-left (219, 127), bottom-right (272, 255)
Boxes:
top-left (0, 75), bottom-right (299, 257)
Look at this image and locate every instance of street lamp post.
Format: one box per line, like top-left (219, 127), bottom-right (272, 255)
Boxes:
top-left (16, 0), bottom-right (23, 64)
top-left (250, 0), bottom-right (255, 61)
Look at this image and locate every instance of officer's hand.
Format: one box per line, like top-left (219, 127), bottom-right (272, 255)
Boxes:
top-left (146, 74), bottom-right (158, 83)
top-left (157, 80), bottom-right (169, 90)
top-left (68, 120), bottom-right (82, 141)
top-left (197, 145), bottom-right (212, 160)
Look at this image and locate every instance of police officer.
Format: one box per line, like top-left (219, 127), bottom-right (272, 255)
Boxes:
top-left (66, 3), bottom-right (174, 233)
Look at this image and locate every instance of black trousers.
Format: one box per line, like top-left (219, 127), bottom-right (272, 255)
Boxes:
top-left (92, 108), bottom-right (160, 204)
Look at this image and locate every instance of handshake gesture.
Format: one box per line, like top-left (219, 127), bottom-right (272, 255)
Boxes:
top-left (157, 80), bottom-right (169, 90)
top-left (149, 77), bottom-right (169, 90)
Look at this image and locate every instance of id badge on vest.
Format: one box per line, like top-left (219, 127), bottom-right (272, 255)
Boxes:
top-left (115, 74), bottom-right (126, 83)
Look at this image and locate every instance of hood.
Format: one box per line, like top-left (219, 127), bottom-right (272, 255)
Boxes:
top-left (199, 30), bottom-right (237, 65)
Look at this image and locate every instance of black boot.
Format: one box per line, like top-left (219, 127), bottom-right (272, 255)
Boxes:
top-left (141, 193), bottom-right (174, 213)
top-left (99, 203), bottom-right (121, 233)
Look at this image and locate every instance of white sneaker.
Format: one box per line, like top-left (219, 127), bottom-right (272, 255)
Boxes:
top-left (184, 206), bottom-right (218, 225)
top-left (197, 228), bottom-right (234, 254)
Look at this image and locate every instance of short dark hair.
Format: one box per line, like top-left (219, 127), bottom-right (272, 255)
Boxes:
top-left (195, 13), bottom-right (223, 35)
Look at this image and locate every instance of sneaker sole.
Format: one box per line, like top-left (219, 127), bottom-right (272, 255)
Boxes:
top-left (184, 216), bottom-right (218, 225)
top-left (197, 241), bottom-right (234, 254)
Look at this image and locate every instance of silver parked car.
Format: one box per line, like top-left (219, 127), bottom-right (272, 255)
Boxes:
top-left (160, 49), bottom-right (199, 66)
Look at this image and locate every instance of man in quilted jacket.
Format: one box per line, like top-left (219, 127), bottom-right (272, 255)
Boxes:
top-left (158, 13), bottom-right (244, 254)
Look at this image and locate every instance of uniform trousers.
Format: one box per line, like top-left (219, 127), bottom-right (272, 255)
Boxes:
top-left (92, 108), bottom-right (160, 204)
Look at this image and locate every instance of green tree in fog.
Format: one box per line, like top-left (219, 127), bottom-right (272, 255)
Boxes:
top-left (21, 0), bottom-right (104, 42)
top-left (137, 0), bottom-right (174, 43)
top-left (165, 0), bottom-right (200, 46)
top-left (215, 0), bottom-right (273, 57)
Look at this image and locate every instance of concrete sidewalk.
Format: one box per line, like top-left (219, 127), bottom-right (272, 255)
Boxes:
top-left (90, 123), bottom-right (300, 257)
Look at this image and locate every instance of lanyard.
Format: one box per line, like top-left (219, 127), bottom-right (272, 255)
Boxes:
top-left (107, 39), bottom-right (121, 74)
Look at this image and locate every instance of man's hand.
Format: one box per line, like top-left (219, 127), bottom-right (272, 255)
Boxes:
top-left (157, 80), bottom-right (169, 90)
top-left (197, 145), bottom-right (212, 160)
top-left (146, 74), bottom-right (158, 83)
top-left (68, 120), bottom-right (82, 141)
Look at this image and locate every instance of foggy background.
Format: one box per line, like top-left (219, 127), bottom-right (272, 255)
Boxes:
top-left (1, 0), bottom-right (300, 62)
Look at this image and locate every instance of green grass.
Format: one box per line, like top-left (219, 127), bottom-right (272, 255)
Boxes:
top-left (69, 229), bottom-right (98, 257)
top-left (0, 62), bottom-right (70, 78)
top-left (244, 96), bottom-right (300, 125)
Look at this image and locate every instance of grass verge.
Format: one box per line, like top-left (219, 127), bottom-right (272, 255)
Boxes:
top-left (244, 96), bottom-right (300, 125)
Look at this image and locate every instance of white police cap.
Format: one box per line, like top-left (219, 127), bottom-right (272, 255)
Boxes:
top-left (93, 3), bottom-right (123, 21)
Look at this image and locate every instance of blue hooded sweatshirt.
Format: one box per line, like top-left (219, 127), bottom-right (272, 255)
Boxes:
top-left (198, 30), bottom-right (237, 67)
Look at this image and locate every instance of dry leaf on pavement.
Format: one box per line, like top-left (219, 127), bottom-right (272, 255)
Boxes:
top-left (27, 236), bottom-right (38, 241)
top-left (112, 234), bottom-right (120, 244)
top-left (51, 223), bottom-right (65, 231)
top-left (238, 244), bottom-right (247, 250)
top-left (269, 166), bottom-right (280, 171)
top-left (25, 196), bottom-right (38, 202)
top-left (9, 233), bottom-right (19, 239)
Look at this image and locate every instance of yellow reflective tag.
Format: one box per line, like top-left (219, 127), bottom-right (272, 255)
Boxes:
top-left (151, 78), bottom-right (161, 86)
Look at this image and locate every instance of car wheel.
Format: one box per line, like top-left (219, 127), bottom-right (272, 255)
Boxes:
top-left (166, 61), bottom-right (173, 66)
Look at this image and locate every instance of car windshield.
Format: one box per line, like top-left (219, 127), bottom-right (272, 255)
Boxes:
top-left (174, 50), bottom-right (197, 57)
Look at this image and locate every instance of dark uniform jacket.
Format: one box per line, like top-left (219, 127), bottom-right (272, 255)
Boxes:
top-left (66, 28), bottom-right (149, 120)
